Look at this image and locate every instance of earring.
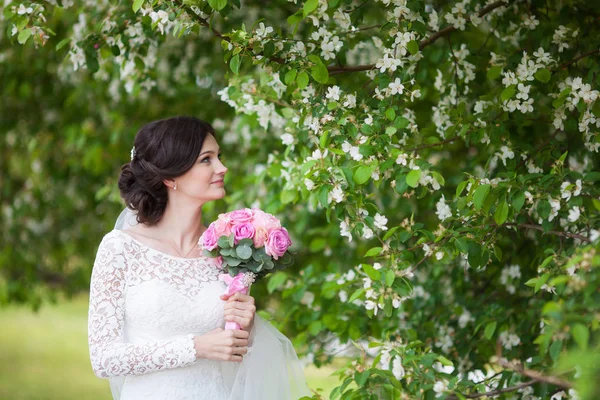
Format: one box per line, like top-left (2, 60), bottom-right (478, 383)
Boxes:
top-left (174, 183), bottom-right (178, 191)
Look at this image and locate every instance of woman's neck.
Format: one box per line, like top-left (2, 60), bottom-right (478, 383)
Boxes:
top-left (153, 199), bottom-right (206, 249)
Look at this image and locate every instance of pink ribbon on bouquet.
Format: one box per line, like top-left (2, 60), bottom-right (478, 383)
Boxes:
top-left (219, 272), bottom-right (256, 330)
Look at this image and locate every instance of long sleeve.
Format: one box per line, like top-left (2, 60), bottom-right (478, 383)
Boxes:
top-left (88, 232), bottom-right (197, 378)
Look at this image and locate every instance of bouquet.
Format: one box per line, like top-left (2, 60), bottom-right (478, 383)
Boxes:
top-left (199, 208), bottom-right (294, 330)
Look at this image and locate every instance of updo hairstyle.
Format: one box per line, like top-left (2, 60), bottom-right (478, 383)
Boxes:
top-left (118, 116), bottom-right (215, 225)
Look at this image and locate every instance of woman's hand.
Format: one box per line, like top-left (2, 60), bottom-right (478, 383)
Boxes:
top-left (193, 328), bottom-right (249, 362)
top-left (220, 292), bottom-right (256, 331)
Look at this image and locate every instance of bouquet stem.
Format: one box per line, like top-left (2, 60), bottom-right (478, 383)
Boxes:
top-left (220, 272), bottom-right (256, 330)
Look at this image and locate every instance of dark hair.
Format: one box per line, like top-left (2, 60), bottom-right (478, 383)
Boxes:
top-left (118, 116), bottom-right (215, 225)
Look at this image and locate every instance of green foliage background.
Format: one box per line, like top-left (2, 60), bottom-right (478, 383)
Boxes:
top-left (1, 0), bottom-right (600, 399)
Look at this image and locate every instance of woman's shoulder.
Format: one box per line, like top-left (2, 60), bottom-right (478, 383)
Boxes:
top-left (97, 229), bottom-right (128, 252)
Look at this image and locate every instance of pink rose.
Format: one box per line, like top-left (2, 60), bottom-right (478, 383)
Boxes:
top-left (229, 208), bottom-right (254, 224)
top-left (253, 227), bottom-right (269, 248)
top-left (252, 209), bottom-right (281, 231)
top-left (202, 224), bottom-right (218, 251)
top-left (213, 218), bottom-right (231, 237)
top-left (264, 228), bottom-right (292, 260)
top-left (251, 210), bottom-right (270, 230)
top-left (232, 223), bottom-right (256, 244)
top-left (265, 214), bottom-right (282, 231)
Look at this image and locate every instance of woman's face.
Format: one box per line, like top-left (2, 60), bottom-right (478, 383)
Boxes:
top-left (173, 134), bottom-right (228, 202)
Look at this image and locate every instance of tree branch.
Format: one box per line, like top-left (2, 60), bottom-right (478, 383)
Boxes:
top-left (495, 357), bottom-right (573, 389)
top-left (504, 223), bottom-right (591, 243)
top-left (558, 49), bottom-right (600, 70)
top-left (447, 380), bottom-right (536, 399)
top-left (328, 0), bottom-right (509, 73)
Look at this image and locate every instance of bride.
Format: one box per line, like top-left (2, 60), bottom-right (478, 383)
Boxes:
top-left (87, 116), bottom-right (309, 400)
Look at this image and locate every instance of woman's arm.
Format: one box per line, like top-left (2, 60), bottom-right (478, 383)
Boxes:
top-left (87, 233), bottom-right (197, 378)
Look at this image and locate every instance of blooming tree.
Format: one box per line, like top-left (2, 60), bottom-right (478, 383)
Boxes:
top-left (2, 0), bottom-right (600, 398)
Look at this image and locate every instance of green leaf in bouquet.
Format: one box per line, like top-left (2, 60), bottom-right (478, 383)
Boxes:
top-left (228, 233), bottom-right (235, 248)
top-left (223, 256), bottom-right (241, 266)
top-left (228, 266), bottom-right (239, 276)
top-left (236, 245), bottom-right (253, 260)
top-left (265, 259), bottom-right (275, 270)
top-left (237, 238), bottom-right (254, 247)
top-left (219, 248), bottom-right (234, 257)
top-left (203, 249), bottom-right (219, 258)
top-left (218, 236), bottom-right (231, 249)
top-left (280, 252), bottom-right (293, 265)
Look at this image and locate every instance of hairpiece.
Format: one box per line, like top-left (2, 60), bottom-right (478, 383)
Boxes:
top-left (130, 146), bottom-right (136, 161)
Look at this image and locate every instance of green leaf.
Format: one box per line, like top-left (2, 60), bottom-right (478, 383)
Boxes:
top-left (284, 69), bottom-right (297, 85)
top-left (353, 165), bottom-right (372, 185)
top-left (484, 321), bottom-right (497, 340)
top-left (55, 38), bottom-right (71, 51)
top-left (296, 71), bottom-right (309, 89)
top-left (310, 63), bottom-right (329, 84)
top-left (385, 270), bottom-right (395, 287)
top-left (501, 85), bottom-right (516, 101)
top-left (280, 189), bottom-right (297, 204)
top-left (407, 40), bottom-right (419, 55)
top-left (229, 54), bottom-right (241, 74)
top-left (348, 288), bottom-right (365, 303)
top-left (494, 201), bottom-right (509, 225)
top-left (354, 370), bottom-right (369, 388)
top-left (132, 0), bottom-right (145, 12)
top-left (572, 324), bottom-right (589, 350)
top-left (267, 271), bottom-right (287, 293)
top-left (534, 273), bottom-right (549, 293)
top-left (17, 29), bottom-right (32, 45)
top-left (217, 236), bottom-right (231, 249)
top-left (487, 66), bottom-right (502, 80)
top-left (473, 184), bottom-right (490, 210)
top-left (534, 68), bottom-right (551, 83)
top-left (208, 0), bottom-right (228, 10)
top-left (235, 245), bottom-right (252, 260)
top-left (362, 264), bottom-right (381, 281)
top-left (549, 340), bottom-right (563, 362)
top-left (455, 180), bottom-right (468, 199)
top-left (365, 247), bottom-right (383, 257)
top-left (406, 169), bottom-right (421, 188)
top-left (303, 0), bottom-right (319, 16)
top-left (386, 108), bottom-right (396, 121)
top-left (437, 355), bottom-right (453, 367)
top-left (512, 190), bottom-right (525, 212)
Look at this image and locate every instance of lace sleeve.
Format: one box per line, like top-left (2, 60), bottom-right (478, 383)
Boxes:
top-left (88, 232), bottom-right (197, 378)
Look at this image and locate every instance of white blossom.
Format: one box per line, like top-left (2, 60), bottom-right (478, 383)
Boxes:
top-left (392, 357), bottom-right (405, 380)
top-left (435, 195), bottom-right (452, 221)
top-left (281, 133), bottom-right (294, 146)
top-left (304, 178), bottom-right (315, 190)
top-left (343, 94), bottom-right (356, 108)
top-left (374, 213), bottom-right (388, 231)
top-left (362, 226), bottom-right (374, 239)
top-left (433, 380), bottom-right (448, 397)
top-left (522, 15), bottom-right (539, 30)
top-left (255, 22), bottom-right (273, 39)
top-left (326, 85), bottom-right (341, 101)
top-left (387, 78), bottom-right (405, 95)
top-left (568, 206), bottom-right (580, 222)
top-left (499, 331), bottom-right (521, 350)
top-left (340, 220), bottom-right (352, 242)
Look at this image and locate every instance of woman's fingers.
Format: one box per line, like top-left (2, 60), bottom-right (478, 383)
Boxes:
top-left (223, 292), bottom-right (255, 304)
top-left (223, 301), bottom-right (256, 312)
top-left (224, 314), bottom-right (252, 328)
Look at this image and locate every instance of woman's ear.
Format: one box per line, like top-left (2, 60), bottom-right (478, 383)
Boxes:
top-left (163, 179), bottom-right (177, 191)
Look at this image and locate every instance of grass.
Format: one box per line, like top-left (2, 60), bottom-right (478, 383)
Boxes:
top-left (0, 294), bottom-right (340, 399)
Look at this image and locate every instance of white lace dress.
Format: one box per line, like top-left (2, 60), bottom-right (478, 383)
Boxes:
top-left (88, 229), bottom-right (231, 400)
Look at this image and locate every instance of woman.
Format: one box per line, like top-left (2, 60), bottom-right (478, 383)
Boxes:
top-left (88, 116), bottom-right (309, 400)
